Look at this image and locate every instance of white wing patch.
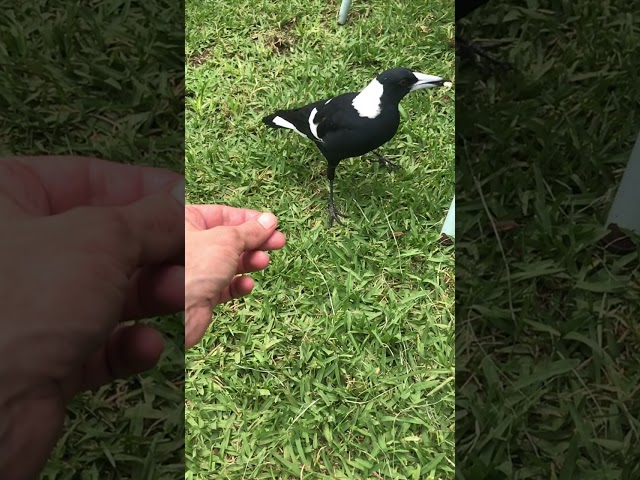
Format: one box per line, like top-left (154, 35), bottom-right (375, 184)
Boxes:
top-left (272, 115), bottom-right (308, 138)
top-left (308, 107), bottom-right (322, 142)
top-left (352, 79), bottom-right (383, 119)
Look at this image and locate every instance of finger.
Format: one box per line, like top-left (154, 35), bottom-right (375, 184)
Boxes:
top-left (101, 191), bottom-right (184, 269)
top-left (217, 212), bottom-right (280, 252)
top-left (124, 264), bottom-right (185, 320)
top-left (185, 207), bottom-right (287, 251)
top-left (217, 275), bottom-right (255, 304)
top-left (237, 250), bottom-right (270, 274)
top-left (0, 155), bottom-right (183, 215)
top-left (77, 324), bottom-right (164, 392)
top-left (258, 230), bottom-right (287, 251)
top-left (185, 204), bottom-right (266, 231)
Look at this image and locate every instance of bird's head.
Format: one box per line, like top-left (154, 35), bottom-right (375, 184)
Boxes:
top-left (352, 67), bottom-right (452, 119)
top-left (376, 67), bottom-right (452, 102)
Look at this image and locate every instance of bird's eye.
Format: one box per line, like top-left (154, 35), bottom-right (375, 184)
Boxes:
top-left (399, 79), bottom-right (409, 87)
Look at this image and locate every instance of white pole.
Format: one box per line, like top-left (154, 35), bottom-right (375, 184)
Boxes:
top-left (606, 129), bottom-right (640, 236)
top-left (338, 0), bottom-right (352, 25)
top-left (441, 195), bottom-right (455, 238)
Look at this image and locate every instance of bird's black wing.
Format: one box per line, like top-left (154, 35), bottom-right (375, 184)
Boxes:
top-left (313, 92), bottom-right (359, 142)
top-left (312, 92), bottom-right (389, 160)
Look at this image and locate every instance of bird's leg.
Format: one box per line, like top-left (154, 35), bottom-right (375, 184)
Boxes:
top-left (327, 165), bottom-right (348, 227)
top-left (370, 149), bottom-right (400, 170)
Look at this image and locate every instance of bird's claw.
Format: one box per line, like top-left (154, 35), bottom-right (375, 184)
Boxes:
top-left (369, 154), bottom-right (400, 170)
top-left (456, 36), bottom-right (512, 73)
top-left (328, 206), bottom-right (348, 227)
top-left (377, 156), bottom-right (400, 170)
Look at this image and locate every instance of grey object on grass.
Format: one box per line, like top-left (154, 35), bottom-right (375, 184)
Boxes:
top-left (338, 0), bottom-right (352, 25)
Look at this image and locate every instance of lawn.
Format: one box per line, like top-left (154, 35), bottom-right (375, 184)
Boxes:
top-left (1, 1), bottom-right (185, 478)
top-left (456, 1), bottom-right (640, 478)
top-left (185, 0), bottom-right (455, 479)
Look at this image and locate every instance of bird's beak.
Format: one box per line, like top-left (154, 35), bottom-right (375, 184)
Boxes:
top-left (410, 72), bottom-right (452, 91)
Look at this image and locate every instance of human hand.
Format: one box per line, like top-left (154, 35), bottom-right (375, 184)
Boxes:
top-left (0, 156), bottom-right (184, 479)
top-left (184, 205), bottom-right (286, 349)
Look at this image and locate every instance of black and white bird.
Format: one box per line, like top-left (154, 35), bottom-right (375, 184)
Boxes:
top-left (263, 67), bottom-right (452, 227)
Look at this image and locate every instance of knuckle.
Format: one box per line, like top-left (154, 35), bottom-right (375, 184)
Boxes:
top-left (69, 207), bottom-right (130, 241)
top-left (75, 208), bottom-right (135, 257)
top-left (228, 227), bottom-right (242, 243)
top-left (142, 207), bottom-right (181, 237)
top-left (102, 208), bottom-right (133, 243)
top-left (61, 207), bottom-right (136, 263)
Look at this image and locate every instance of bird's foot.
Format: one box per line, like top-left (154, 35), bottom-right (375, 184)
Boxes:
top-left (456, 35), bottom-right (512, 73)
top-left (377, 155), bottom-right (400, 170)
top-left (369, 154), bottom-right (400, 170)
top-left (328, 205), bottom-right (348, 227)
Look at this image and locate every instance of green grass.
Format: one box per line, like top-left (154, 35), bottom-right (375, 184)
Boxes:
top-left (456, 1), bottom-right (640, 478)
top-left (185, 0), bottom-right (455, 478)
top-left (1, 0), bottom-right (185, 478)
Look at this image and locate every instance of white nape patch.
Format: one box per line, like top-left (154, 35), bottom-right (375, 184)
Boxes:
top-left (272, 115), bottom-right (307, 138)
top-left (351, 79), bottom-right (383, 119)
top-left (308, 107), bottom-right (322, 141)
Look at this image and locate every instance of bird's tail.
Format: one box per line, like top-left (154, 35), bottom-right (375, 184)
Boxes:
top-left (262, 112), bottom-right (285, 129)
top-left (263, 95), bottom-right (332, 140)
top-left (262, 99), bottom-right (327, 133)
top-left (262, 107), bottom-right (308, 129)
top-left (262, 106), bottom-right (318, 139)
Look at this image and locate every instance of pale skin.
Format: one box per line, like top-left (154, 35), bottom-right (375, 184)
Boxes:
top-left (185, 205), bottom-right (286, 348)
top-left (0, 155), bottom-right (285, 478)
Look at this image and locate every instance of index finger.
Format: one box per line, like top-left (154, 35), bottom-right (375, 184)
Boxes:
top-left (0, 155), bottom-right (182, 215)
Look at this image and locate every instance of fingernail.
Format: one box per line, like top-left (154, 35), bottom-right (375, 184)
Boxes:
top-left (257, 212), bottom-right (277, 229)
top-left (172, 180), bottom-right (185, 205)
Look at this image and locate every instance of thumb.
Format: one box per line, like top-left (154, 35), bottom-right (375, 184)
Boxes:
top-left (231, 212), bottom-right (279, 251)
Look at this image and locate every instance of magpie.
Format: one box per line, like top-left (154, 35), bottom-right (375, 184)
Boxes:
top-left (263, 67), bottom-right (451, 227)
